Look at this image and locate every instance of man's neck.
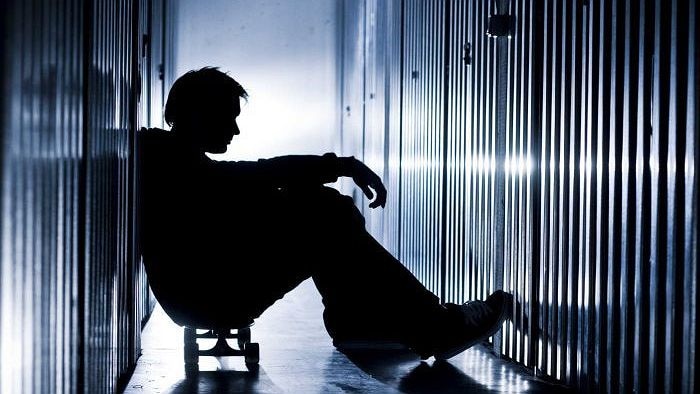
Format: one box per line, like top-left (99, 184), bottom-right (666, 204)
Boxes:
top-left (172, 127), bottom-right (207, 157)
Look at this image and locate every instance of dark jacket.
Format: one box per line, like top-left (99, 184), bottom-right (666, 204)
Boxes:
top-left (137, 127), bottom-right (343, 326)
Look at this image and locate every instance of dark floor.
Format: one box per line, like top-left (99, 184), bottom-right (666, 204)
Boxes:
top-left (123, 280), bottom-right (571, 393)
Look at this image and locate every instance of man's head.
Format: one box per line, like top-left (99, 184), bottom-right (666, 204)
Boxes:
top-left (164, 67), bottom-right (248, 153)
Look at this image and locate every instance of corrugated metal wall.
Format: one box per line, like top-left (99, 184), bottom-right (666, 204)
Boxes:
top-left (361, 0), bottom-right (386, 240)
top-left (0, 0), bottom-right (168, 392)
top-left (444, 0), bottom-right (503, 308)
top-left (340, 0), bottom-right (366, 205)
top-left (0, 1), bottom-right (85, 392)
top-left (346, 0), bottom-right (405, 260)
top-left (341, 0), bottom-right (698, 392)
top-left (400, 0), bottom-right (446, 296)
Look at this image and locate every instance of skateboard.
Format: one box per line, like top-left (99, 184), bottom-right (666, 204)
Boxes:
top-left (183, 324), bottom-right (259, 375)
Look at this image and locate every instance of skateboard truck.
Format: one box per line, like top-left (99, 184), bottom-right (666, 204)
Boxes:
top-left (183, 324), bottom-right (259, 375)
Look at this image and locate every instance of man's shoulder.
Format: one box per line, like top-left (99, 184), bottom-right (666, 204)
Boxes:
top-left (138, 127), bottom-right (178, 152)
top-left (139, 127), bottom-right (171, 140)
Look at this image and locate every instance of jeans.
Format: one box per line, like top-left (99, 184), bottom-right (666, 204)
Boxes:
top-left (152, 186), bottom-right (449, 350)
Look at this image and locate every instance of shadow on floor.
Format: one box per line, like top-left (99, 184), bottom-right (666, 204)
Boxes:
top-left (159, 349), bottom-right (572, 393)
top-left (338, 348), bottom-right (573, 394)
top-left (400, 361), bottom-right (499, 393)
top-left (166, 366), bottom-right (283, 393)
top-left (339, 349), bottom-right (500, 393)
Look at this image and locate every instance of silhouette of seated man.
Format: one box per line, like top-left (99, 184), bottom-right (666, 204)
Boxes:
top-left (138, 67), bottom-right (510, 359)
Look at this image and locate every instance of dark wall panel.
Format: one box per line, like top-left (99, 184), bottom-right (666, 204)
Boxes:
top-left (342, 0), bottom-right (698, 392)
top-left (82, 1), bottom-right (138, 391)
top-left (0, 1), bottom-right (84, 392)
top-left (0, 0), bottom-right (166, 392)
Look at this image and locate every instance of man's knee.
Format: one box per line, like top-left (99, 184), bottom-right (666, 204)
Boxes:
top-left (317, 187), bottom-right (364, 224)
top-left (316, 186), bottom-right (354, 206)
top-left (286, 185), bottom-right (364, 227)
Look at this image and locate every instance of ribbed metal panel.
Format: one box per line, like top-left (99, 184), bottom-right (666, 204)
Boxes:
top-left (361, 0), bottom-right (385, 238)
top-left (83, 2), bottom-right (137, 390)
top-left (341, 0), bottom-right (366, 202)
top-left (142, 0), bottom-right (165, 130)
top-left (498, 1), bottom-right (698, 392)
top-left (342, 0), bottom-right (698, 392)
top-left (0, 0), bottom-right (163, 392)
top-left (444, 0), bottom-right (501, 307)
top-left (162, 0), bottom-right (178, 93)
top-left (500, 0), bottom-right (538, 374)
top-left (497, 0), bottom-right (698, 391)
top-left (342, 0), bottom-right (446, 294)
top-left (341, 0), bottom-right (403, 256)
top-left (382, 0), bottom-right (403, 256)
top-left (0, 1), bottom-right (84, 392)
top-left (134, 0), bottom-right (160, 352)
top-left (399, 0), bottom-right (445, 296)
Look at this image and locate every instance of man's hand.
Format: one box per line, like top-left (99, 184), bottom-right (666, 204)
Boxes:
top-left (347, 158), bottom-right (387, 208)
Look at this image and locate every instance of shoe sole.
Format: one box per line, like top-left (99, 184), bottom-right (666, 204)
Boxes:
top-left (434, 295), bottom-right (509, 360)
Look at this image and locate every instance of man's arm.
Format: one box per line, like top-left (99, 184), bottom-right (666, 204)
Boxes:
top-left (210, 153), bottom-right (387, 208)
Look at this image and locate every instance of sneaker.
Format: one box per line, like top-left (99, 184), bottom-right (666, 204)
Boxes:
top-left (433, 290), bottom-right (512, 360)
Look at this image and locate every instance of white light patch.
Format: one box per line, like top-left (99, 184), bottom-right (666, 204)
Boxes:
top-left (173, 0), bottom-right (340, 162)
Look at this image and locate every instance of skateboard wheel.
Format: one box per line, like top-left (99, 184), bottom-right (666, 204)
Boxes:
top-left (185, 362), bottom-right (199, 376)
top-left (238, 327), bottom-right (251, 347)
top-left (184, 327), bottom-right (199, 365)
top-left (184, 343), bottom-right (199, 363)
top-left (184, 327), bottom-right (197, 345)
top-left (244, 342), bottom-right (259, 365)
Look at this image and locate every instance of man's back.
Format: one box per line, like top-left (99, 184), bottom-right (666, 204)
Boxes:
top-left (138, 127), bottom-right (266, 325)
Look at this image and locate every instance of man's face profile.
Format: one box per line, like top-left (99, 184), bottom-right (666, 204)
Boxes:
top-left (188, 93), bottom-right (242, 154)
top-left (164, 68), bottom-right (248, 154)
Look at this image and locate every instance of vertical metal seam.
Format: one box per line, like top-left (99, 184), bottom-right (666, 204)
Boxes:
top-left (439, 0), bottom-right (451, 303)
top-left (397, 0), bottom-right (404, 262)
top-left (77, 0), bottom-right (92, 391)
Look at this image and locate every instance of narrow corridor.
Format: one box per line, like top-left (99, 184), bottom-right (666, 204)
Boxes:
top-left (123, 280), bottom-right (569, 393)
top-left (2, 0), bottom-right (698, 393)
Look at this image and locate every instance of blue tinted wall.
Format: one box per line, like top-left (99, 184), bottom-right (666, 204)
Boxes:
top-left (341, 0), bottom-right (699, 392)
top-left (0, 0), bottom-right (171, 392)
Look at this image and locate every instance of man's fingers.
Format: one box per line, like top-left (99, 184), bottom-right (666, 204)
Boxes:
top-left (354, 167), bottom-right (387, 208)
top-left (369, 178), bottom-right (387, 208)
top-left (370, 192), bottom-right (385, 208)
top-left (377, 183), bottom-right (387, 207)
top-left (367, 183), bottom-right (387, 209)
top-left (361, 184), bottom-right (374, 200)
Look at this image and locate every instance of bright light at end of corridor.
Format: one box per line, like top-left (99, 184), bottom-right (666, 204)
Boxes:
top-left (208, 95), bottom-right (333, 162)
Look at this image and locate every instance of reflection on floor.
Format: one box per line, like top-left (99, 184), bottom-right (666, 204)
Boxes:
top-left (123, 280), bottom-right (571, 393)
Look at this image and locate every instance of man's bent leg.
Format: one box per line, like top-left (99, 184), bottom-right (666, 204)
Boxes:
top-left (283, 186), bottom-right (452, 352)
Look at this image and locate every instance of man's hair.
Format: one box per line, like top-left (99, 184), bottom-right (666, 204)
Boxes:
top-left (164, 67), bottom-right (248, 127)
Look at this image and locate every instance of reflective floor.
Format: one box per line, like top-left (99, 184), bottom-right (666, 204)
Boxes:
top-left (123, 280), bottom-right (571, 393)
